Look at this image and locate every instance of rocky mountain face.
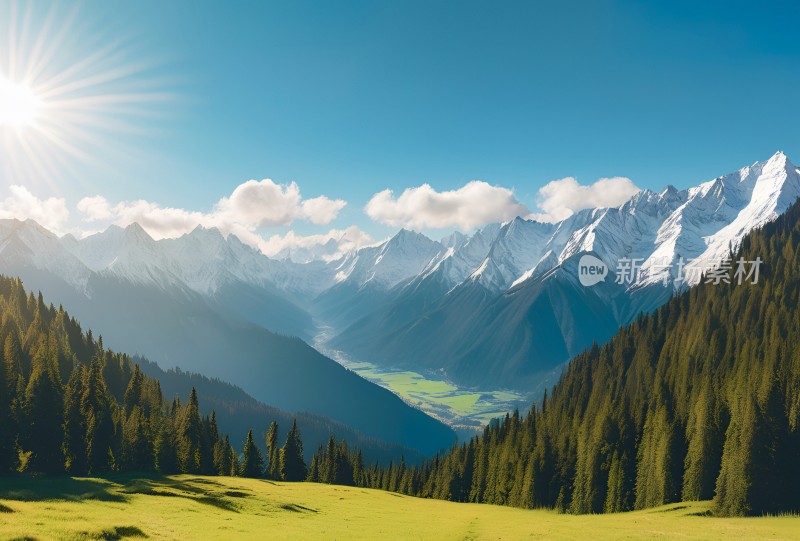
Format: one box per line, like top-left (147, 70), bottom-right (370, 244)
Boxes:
top-left (2, 151), bottom-right (797, 395)
top-left (329, 151), bottom-right (800, 388)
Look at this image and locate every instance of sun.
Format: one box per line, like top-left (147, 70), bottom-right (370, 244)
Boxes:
top-left (0, 1), bottom-right (173, 188)
top-left (0, 77), bottom-right (42, 127)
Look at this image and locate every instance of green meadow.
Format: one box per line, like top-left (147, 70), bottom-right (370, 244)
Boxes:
top-left (337, 358), bottom-right (526, 430)
top-left (315, 331), bottom-right (528, 430)
top-left (1, 475), bottom-right (799, 541)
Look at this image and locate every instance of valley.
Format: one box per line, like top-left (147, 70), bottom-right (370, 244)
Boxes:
top-left (314, 325), bottom-right (529, 433)
top-left (2, 2), bottom-right (799, 537)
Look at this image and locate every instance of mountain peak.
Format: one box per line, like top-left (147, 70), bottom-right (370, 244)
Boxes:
top-left (18, 218), bottom-right (58, 238)
top-left (764, 150), bottom-right (794, 171)
top-left (440, 230), bottom-right (467, 248)
top-left (187, 224), bottom-right (225, 241)
top-left (124, 222), bottom-right (153, 241)
top-left (388, 228), bottom-right (435, 246)
top-left (660, 184), bottom-right (678, 197)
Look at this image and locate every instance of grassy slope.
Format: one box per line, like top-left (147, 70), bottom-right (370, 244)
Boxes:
top-left (1, 475), bottom-right (799, 540)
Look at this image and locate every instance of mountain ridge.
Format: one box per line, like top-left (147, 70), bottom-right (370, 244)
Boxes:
top-left (2, 151), bottom-right (797, 403)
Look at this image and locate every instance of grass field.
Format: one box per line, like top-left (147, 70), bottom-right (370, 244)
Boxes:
top-left (314, 329), bottom-right (529, 430)
top-left (1, 475), bottom-right (799, 540)
top-left (343, 360), bottom-right (526, 428)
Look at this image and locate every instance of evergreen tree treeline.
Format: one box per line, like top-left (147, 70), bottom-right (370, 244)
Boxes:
top-left (325, 199), bottom-right (800, 517)
top-left (0, 277), bottom-right (305, 479)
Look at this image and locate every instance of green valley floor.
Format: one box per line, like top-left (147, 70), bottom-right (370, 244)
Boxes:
top-left (1, 475), bottom-right (799, 540)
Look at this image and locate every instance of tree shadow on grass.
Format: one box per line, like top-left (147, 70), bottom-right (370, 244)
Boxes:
top-left (113, 474), bottom-right (240, 513)
top-left (78, 525), bottom-right (148, 540)
top-left (280, 503), bottom-right (318, 513)
top-left (0, 476), bottom-right (127, 503)
top-left (0, 474), bottom-right (242, 512)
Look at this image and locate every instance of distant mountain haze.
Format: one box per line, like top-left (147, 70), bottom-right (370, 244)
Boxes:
top-left (0, 220), bottom-right (456, 456)
top-left (1, 151), bottom-right (797, 442)
top-left (330, 151), bottom-right (800, 388)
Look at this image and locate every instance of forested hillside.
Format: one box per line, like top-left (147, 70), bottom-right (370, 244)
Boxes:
top-left (0, 276), bottom-right (306, 478)
top-left (308, 199), bottom-right (800, 517)
top-left (135, 357), bottom-right (425, 465)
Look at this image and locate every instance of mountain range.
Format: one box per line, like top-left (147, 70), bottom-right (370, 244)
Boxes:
top-left (0, 219), bottom-right (455, 456)
top-left (0, 150), bottom-right (796, 437)
top-left (329, 151), bottom-right (800, 389)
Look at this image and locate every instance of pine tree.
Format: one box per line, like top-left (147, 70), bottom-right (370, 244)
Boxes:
top-left (241, 429), bottom-right (264, 478)
top-left (0, 332), bottom-right (16, 471)
top-left (124, 364), bottom-right (144, 413)
top-left (265, 421), bottom-right (280, 480)
top-left (714, 396), bottom-right (756, 516)
top-left (177, 388), bottom-right (202, 473)
top-left (121, 405), bottom-right (153, 471)
top-left (230, 436), bottom-right (241, 476)
top-left (63, 367), bottom-right (87, 474)
top-left (279, 419), bottom-right (307, 481)
top-left (306, 452), bottom-right (320, 482)
top-left (213, 437), bottom-right (232, 476)
top-left (155, 416), bottom-right (179, 474)
top-left (201, 412), bottom-right (219, 475)
top-left (320, 436), bottom-right (337, 483)
top-left (682, 379), bottom-right (723, 501)
top-left (335, 440), bottom-right (355, 485)
top-left (23, 347), bottom-right (64, 473)
top-left (634, 403), bottom-right (684, 509)
top-left (81, 361), bottom-right (116, 474)
top-left (0, 276), bottom-right (231, 480)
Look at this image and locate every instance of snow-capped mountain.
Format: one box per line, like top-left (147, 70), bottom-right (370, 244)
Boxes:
top-left (0, 219), bottom-right (93, 294)
top-left (1, 151), bottom-right (797, 393)
top-left (331, 228), bottom-right (445, 289)
top-left (0, 220), bottom-right (455, 456)
top-left (329, 151), bottom-right (800, 389)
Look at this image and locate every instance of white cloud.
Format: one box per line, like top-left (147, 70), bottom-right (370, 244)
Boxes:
top-left (103, 199), bottom-right (208, 239)
top-left (365, 181), bottom-right (530, 230)
top-left (300, 196), bottom-right (347, 225)
top-left (214, 179), bottom-right (346, 228)
top-left (76, 179), bottom-right (347, 248)
top-left (76, 195), bottom-right (112, 221)
top-left (0, 185), bottom-right (70, 233)
top-left (260, 226), bottom-right (374, 262)
top-left (530, 176), bottom-right (640, 223)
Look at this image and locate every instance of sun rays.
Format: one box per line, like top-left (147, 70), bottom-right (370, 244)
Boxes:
top-left (0, 1), bottom-right (174, 192)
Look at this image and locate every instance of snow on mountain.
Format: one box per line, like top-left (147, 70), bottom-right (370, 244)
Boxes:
top-left (679, 150), bottom-right (800, 284)
top-left (274, 237), bottom-right (342, 264)
top-left (333, 229), bottom-right (445, 289)
top-left (55, 223), bottom-right (332, 300)
top-left (315, 150), bottom-right (800, 341)
top-left (495, 150), bottom-right (800, 294)
top-left (467, 218), bottom-right (557, 291)
top-left (3, 151), bottom-right (795, 310)
top-left (0, 219), bottom-right (92, 294)
top-left (416, 224), bottom-right (500, 291)
top-left (2, 151), bottom-right (797, 390)
top-left (439, 230), bottom-right (468, 250)
top-left (327, 151), bottom-right (800, 391)
top-left (159, 226), bottom-right (280, 294)
top-left (67, 223), bottom-right (190, 291)
top-left (555, 187), bottom-right (687, 287)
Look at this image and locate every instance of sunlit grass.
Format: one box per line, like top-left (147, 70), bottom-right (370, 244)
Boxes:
top-left (1, 475), bottom-right (799, 540)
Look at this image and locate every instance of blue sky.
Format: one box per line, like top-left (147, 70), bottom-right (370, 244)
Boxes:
top-left (1, 0), bottom-right (799, 253)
